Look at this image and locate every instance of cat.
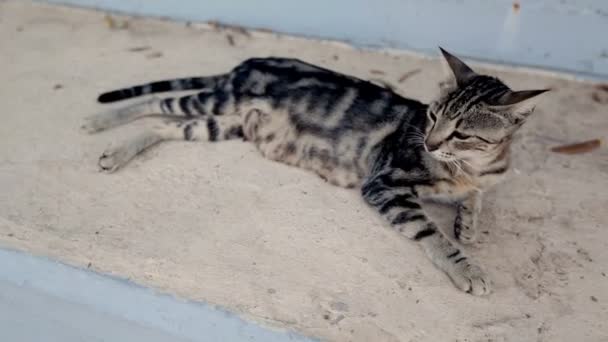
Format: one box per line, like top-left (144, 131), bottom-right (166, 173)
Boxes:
top-left (83, 48), bottom-right (547, 295)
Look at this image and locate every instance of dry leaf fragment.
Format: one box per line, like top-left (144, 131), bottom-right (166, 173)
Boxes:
top-left (146, 52), bottom-right (163, 59)
top-left (226, 34), bottom-right (235, 46)
top-left (370, 79), bottom-right (396, 92)
top-left (104, 14), bottom-right (129, 30)
top-left (128, 46), bottom-right (151, 52)
top-left (513, 2), bottom-right (521, 12)
top-left (398, 69), bottom-right (421, 83)
top-left (208, 20), bottom-right (251, 37)
top-left (551, 139), bottom-right (601, 154)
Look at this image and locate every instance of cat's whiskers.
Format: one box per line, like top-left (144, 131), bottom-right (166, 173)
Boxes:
top-left (405, 131), bottom-right (426, 148)
top-left (402, 123), bottom-right (425, 135)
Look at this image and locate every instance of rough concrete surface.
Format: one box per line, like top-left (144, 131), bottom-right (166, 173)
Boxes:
top-left (1, 1), bottom-right (607, 341)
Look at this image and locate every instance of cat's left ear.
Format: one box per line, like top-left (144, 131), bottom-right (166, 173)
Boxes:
top-left (489, 89), bottom-right (550, 122)
top-left (439, 47), bottom-right (476, 87)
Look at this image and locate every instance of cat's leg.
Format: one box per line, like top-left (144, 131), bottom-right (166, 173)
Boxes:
top-left (82, 88), bottom-right (235, 133)
top-left (98, 115), bottom-right (243, 172)
top-left (361, 169), bottom-right (490, 295)
top-left (82, 96), bottom-right (174, 133)
top-left (454, 191), bottom-right (482, 244)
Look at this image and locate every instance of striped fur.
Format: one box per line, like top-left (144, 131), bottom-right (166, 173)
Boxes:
top-left (97, 76), bottom-right (226, 103)
top-left (84, 48), bottom-right (547, 295)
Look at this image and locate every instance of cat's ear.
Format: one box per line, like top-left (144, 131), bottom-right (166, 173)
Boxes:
top-left (489, 89), bottom-right (550, 122)
top-left (439, 47), bottom-right (476, 86)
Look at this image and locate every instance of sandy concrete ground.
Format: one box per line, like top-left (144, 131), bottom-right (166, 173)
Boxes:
top-left (1, 1), bottom-right (607, 341)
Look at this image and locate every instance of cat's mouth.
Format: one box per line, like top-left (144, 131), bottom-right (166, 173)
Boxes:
top-left (427, 150), bottom-right (458, 162)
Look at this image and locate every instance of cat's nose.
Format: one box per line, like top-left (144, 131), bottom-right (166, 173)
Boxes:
top-left (425, 141), bottom-right (441, 152)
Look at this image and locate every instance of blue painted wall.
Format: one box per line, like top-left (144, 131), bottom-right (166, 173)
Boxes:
top-left (0, 248), bottom-right (315, 342)
top-left (42, 0), bottom-right (608, 78)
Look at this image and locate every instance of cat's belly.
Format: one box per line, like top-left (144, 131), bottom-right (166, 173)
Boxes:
top-left (242, 107), bottom-right (367, 188)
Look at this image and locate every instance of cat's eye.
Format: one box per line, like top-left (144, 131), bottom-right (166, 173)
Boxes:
top-left (428, 111), bottom-right (437, 122)
top-left (450, 131), bottom-right (470, 140)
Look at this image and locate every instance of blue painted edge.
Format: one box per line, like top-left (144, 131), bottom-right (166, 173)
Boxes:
top-left (36, 0), bottom-right (608, 81)
top-left (0, 247), bottom-right (317, 342)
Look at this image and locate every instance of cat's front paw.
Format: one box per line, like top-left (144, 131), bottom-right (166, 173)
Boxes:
top-left (447, 259), bottom-right (491, 296)
top-left (454, 211), bottom-right (477, 244)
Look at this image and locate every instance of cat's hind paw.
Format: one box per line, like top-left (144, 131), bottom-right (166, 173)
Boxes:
top-left (98, 144), bottom-right (136, 173)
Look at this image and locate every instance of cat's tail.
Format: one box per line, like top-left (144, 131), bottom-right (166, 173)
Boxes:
top-left (97, 75), bottom-right (227, 103)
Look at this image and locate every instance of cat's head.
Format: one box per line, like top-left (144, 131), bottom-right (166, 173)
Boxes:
top-left (424, 48), bottom-right (548, 168)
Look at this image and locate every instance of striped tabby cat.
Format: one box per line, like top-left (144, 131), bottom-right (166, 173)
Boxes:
top-left (83, 48), bottom-right (547, 295)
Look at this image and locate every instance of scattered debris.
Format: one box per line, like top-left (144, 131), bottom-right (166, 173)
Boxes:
top-left (537, 322), bottom-right (545, 335)
top-left (53, 84), bottom-right (63, 90)
top-left (576, 248), bottom-right (593, 262)
top-left (16, 26), bottom-right (24, 32)
top-left (207, 20), bottom-right (251, 37)
top-left (333, 55), bottom-right (339, 61)
top-left (370, 69), bottom-right (385, 75)
top-left (331, 314), bottom-right (345, 325)
top-left (591, 92), bottom-right (608, 104)
top-left (551, 139), bottom-right (601, 154)
top-left (591, 92), bottom-right (604, 103)
top-left (226, 34), bottom-right (235, 46)
top-left (255, 27), bottom-right (276, 34)
top-left (7, 233), bottom-right (14, 237)
top-left (127, 46), bottom-right (152, 52)
top-left (370, 78), bottom-right (396, 92)
top-left (330, 301), bottom-right (349, 312)
top-left (591, 295), bottom-right (598, 302)
top-left (596, 84), bottom-right (608, 92)
top-left (146, 52), bottom-right (163, 59)
top-left (267, 288), bottom-right (276, 294)
top-left (87, 262), bottom-right (92, 268)
top-left (592, 84), bottom-right (608, 104)
top-left (104, 14), bottom-right (129, 30)
top-left (398, 69), bottom-right (421, 83)
top-left (512, 1), bottom-right (520, 12)
top-left (472, 315), bottom-right (527, 329)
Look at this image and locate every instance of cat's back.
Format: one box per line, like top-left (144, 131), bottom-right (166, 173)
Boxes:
top-left (233, 57), bottom-right (425, 188)
top-left (233, 57), bottom-right (421, 131)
